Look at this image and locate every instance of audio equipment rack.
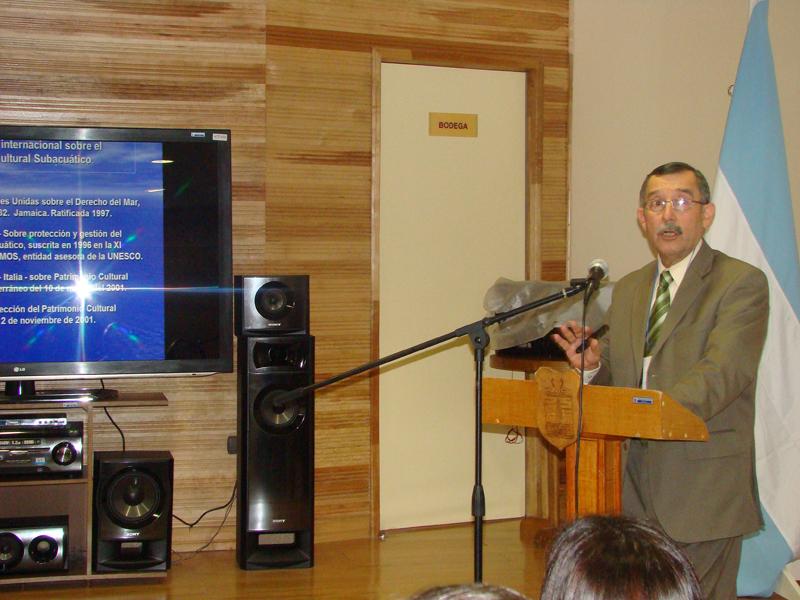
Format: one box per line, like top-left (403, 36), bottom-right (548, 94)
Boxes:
top-left (0, 393), bottom-right (167, 587)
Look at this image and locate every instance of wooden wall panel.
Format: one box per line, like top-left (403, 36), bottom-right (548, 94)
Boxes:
top-left (0, 0), bottom-right (569, 551)
top-left (265, 44), bottom-right (374, 542)
top-left (269, 1), bottom-right (568, 50)
top-left (0, 0), bottom-right (264, 552)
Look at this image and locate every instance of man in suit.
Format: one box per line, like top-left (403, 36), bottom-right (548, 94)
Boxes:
top-left (553, 162), bottom-right (769, 600)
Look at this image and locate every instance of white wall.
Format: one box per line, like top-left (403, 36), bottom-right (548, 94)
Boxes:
top-left (570, 0), bottom-right (799, 279)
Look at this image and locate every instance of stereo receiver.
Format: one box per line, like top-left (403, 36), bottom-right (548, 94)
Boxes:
top-left (0, 418), bottom-right (83, 478)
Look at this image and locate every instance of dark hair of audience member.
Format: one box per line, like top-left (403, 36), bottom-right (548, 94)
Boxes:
top-left (539, 515), bottom-right (703, 600)
top-left (409, 583), bottom-right (531, 599)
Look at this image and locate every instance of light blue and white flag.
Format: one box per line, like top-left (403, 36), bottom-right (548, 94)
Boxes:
top-left (705, 0), bottom-right (800, 596)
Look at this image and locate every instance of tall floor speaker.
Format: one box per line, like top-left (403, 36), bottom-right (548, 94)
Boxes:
top-left (235, 275), bottom-right (314, 569)
top-left (92, 451), bottom-right (173, 573)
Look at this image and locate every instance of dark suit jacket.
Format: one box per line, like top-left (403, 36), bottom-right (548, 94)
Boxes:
top-left (594, 241), bottom-right (769, 542)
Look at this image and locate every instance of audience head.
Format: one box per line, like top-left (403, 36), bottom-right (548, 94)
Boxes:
top-left (409, 583), bottom-right (530, 599)
top-left (540, 515), bottom-right (702, 600)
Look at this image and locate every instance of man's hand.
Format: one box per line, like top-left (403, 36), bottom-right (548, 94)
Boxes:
top-left (551, 320), bottom-right (602, 371)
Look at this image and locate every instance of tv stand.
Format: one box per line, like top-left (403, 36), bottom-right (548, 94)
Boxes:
top-left (2, 381), bottom-right (119, 404)
top-left (0, 392), bottom-right (168, 587)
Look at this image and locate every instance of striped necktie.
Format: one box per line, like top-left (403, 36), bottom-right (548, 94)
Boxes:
top-left (644, 270), bottom-right (673, 357)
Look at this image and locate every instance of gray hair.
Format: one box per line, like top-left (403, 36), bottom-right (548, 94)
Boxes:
top-left (639, 162), bottom-right (711, 206)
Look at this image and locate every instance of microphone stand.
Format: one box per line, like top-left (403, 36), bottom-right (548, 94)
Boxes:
top-left (281, 280), bottom-right (590, 582)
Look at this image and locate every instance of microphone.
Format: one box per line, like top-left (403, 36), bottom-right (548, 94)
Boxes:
top-left (584, 258), bottom-right (609, 303)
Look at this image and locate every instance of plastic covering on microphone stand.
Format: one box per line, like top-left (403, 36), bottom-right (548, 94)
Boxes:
top-left (482, 278), bottom-right (613, 351)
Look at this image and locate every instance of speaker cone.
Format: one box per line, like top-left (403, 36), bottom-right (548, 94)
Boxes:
top-left (105, 469), bottom-right (162, 529)
top-left (255, 282), bottom-right (295, 321)
top-left (28, 535), bottom-right (59, 564)
top-left (0, 532), bottom-right (24, 572)
top-left (255, 389), bottom-right (304, 433)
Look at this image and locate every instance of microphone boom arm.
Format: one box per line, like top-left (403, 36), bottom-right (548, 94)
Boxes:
top-left (280, 282), bottom-right (587, 404)
top-left (274, 279), bottom-right (588, 582)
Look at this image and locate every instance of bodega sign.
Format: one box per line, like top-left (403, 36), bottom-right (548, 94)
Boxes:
top-left (428, 112), bottom-right (478, 138)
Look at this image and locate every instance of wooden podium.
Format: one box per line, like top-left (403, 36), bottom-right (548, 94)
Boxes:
top-left (482, 367), bottom-right (708, 536)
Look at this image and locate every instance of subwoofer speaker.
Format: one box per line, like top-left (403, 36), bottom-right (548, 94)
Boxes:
top-left (236, 275), bottom-right (314, 570)
top-left (92, 451), bottom-right (173, 573)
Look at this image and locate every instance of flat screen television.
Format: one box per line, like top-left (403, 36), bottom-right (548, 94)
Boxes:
top-left (0, 125), bottom-right (233, 402)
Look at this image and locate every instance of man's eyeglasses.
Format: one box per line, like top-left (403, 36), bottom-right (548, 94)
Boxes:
top-left (644, 197), bottom-right (708, 213)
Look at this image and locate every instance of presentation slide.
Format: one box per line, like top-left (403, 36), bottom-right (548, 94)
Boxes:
top-left (0, 139), bottom-right (166, 363)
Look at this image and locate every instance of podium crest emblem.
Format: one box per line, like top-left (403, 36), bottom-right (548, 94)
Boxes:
top-left (534, 367), bottom-right (580, 450)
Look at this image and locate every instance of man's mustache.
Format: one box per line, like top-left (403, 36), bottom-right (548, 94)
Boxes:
top-left (657, 222), bottom-right (683, 235)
